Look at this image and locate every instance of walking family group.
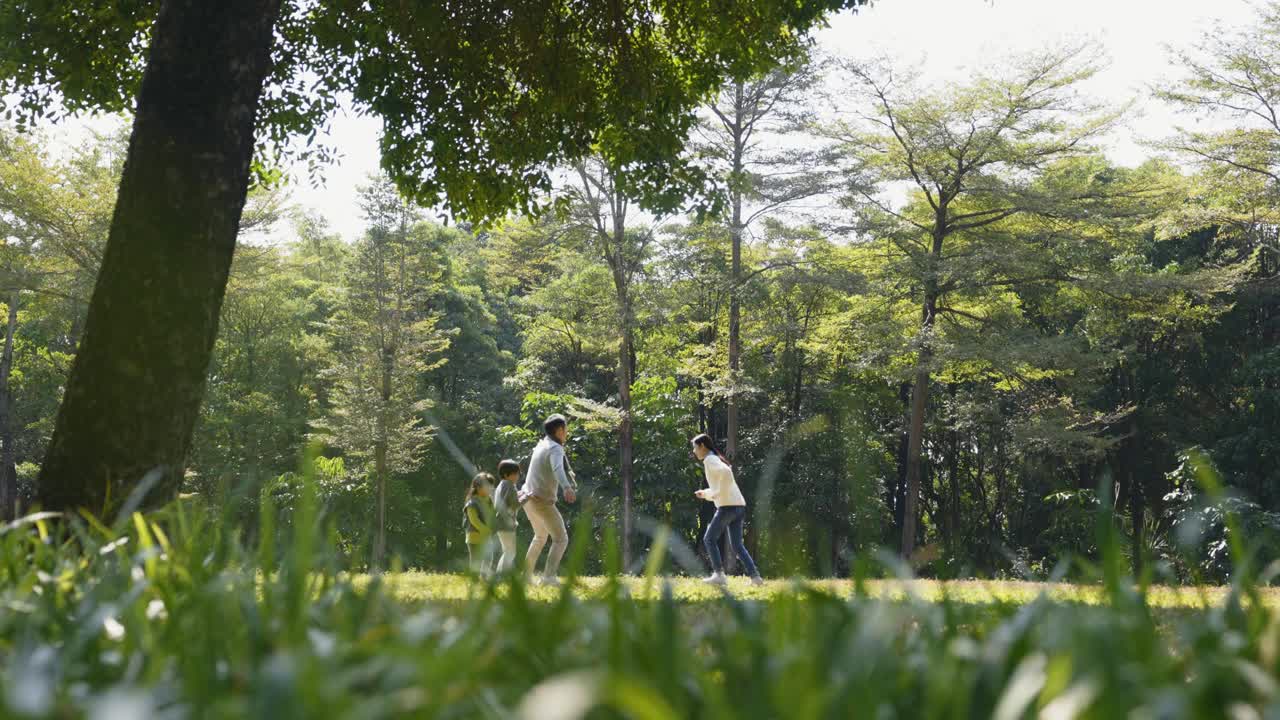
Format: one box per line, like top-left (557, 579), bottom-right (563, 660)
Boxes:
top-left (462, 414), bottom-right (764, 586)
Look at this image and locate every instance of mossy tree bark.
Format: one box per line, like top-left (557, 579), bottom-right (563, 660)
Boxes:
top-left (38, 0), bottom-right (283, 516)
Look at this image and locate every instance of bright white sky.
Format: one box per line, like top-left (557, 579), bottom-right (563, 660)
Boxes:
top-left (48, 0), bottom-right (1264, 242)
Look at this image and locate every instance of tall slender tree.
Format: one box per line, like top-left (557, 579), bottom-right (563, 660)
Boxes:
top-left (826, 46), bottom-right (1121, 558)
top-left (697, 56), bottom-right (826, 463)
top-left (316, 178), bottom-right (450, 568)
top-left (565, 157), bottom-right (664, 568)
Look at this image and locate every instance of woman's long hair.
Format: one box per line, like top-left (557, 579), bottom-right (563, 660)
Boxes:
top-left (691, 434), bottom-right (729, 465)
top-left (464, 472), bottom-right (496, 507)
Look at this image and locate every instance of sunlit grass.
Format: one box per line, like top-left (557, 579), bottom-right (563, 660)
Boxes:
top-left (371, 571), bottom-right (1280, 608)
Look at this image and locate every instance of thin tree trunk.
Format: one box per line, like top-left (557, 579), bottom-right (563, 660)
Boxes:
top-left (902, 302), bottom-right (936, 559)
top-left (0, 291), bottom-right (18, 520)
top-left (698, 381), bottom-right (710, 434)
top-left (375, 348), bottom-right (392, 568)
top-left (831, 521), bottom-right (842, 577)
top-left (1127, 418), bottom-right (1144, 573)
top-left (726, 194), bottom-right (743, 462)
top-left (38, 0), bottom-right (283, 515)
top-left (832, 455), bottom-right (847, 576)
top-left (618, 321), bottom-right (634, 569)
top-left (435, 479), bottom-right (450, 567)
top-left (902, 219), bottom-right (944, 559)
top-left (902, 356), bottom-right (932, 558)
top-left (726, 81), bottom-right (746, 465)
top-left (1129, 464), bottom-right (1144, 572)
top-left (946, 384), bottom-right (960, 554)
top-left (609, 251), bottom-right (635, 569)
top-left (891, 382), bottom-right (910, 536)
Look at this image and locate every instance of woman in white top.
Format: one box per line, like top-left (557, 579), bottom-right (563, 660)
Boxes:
top-left (692, 434), bottom-right (764, 586)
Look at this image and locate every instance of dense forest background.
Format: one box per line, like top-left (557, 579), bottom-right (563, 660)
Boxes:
top-left (3, 10), bottom-right (1280, 581)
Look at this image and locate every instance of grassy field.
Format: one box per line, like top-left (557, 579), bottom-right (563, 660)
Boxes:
top-left (373, 571), bottom-right (1280, 609)
top-left (5, 500), bottom-right (1277, 718)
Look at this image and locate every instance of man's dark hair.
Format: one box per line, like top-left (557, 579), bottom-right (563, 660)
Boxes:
top-left (498, 459), bottom-right (520, 479)
top-left (544, 414), bottom-right (568, 437)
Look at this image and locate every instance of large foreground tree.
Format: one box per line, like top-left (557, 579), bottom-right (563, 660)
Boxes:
top-left (0, 0), bottom-right (864, 515)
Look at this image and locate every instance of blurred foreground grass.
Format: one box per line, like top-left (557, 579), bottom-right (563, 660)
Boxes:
top-left (5, 455), bottom-right (1280, 719)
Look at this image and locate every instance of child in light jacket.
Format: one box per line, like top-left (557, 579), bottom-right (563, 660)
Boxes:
top-left (493, 459), bottom-right (521, 573)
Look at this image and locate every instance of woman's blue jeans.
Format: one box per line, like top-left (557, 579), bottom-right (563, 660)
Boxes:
top-left (703, 505), bottom-right (760, 577)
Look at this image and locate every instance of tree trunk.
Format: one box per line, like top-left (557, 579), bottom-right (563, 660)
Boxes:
top-left (832, 467), bottom-right (847, 576)
top-left (374, 348), bottom-right (392, 568)
top-left (697, 381), bottom-right (710, 434)
top-left (902, 297), bottom-right (937, 559)
top-left (901, 363), bottom-right (931, 558)
top-left (726, 198), bottom-right (743, 463)
top-left (608, 249), bottom-right (635, 569)
top-left (0, 291), bottom-right (18, 520)
top-left (435, 478), bottom-right (450, 567)
top-left (831, 521), bottom-right (843, 578)
top-left (37, 0), bottom-right (283, 515)
top-left (727, 82), bottom-right (752, 466)
top-left (1129, 467), bottom-right (1144, 573)
top-left (902, 219), bottom-right (945, 560)
top-left (1127, 419), bottom-right (1145, 574)
top-left (946, 384), bottom-right (960, 554)
top-left (374, 443), bottom-right (387, 568)
top-left (891, 382), bottom-right (911, 536)
top-left (618, 321), bottom-right (634, 569)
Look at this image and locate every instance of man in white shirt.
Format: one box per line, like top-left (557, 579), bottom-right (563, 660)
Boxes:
top-left (519, 414), bottom-right (578, 585)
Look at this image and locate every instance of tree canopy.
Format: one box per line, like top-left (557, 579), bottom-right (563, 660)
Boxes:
top-left (0, 0), bottom-right (865, 516)
top-left (2, 0), bottom-right (864, 219)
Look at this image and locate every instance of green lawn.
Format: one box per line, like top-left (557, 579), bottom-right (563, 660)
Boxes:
top-left (371, 572), bottom-right (1280, 608)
